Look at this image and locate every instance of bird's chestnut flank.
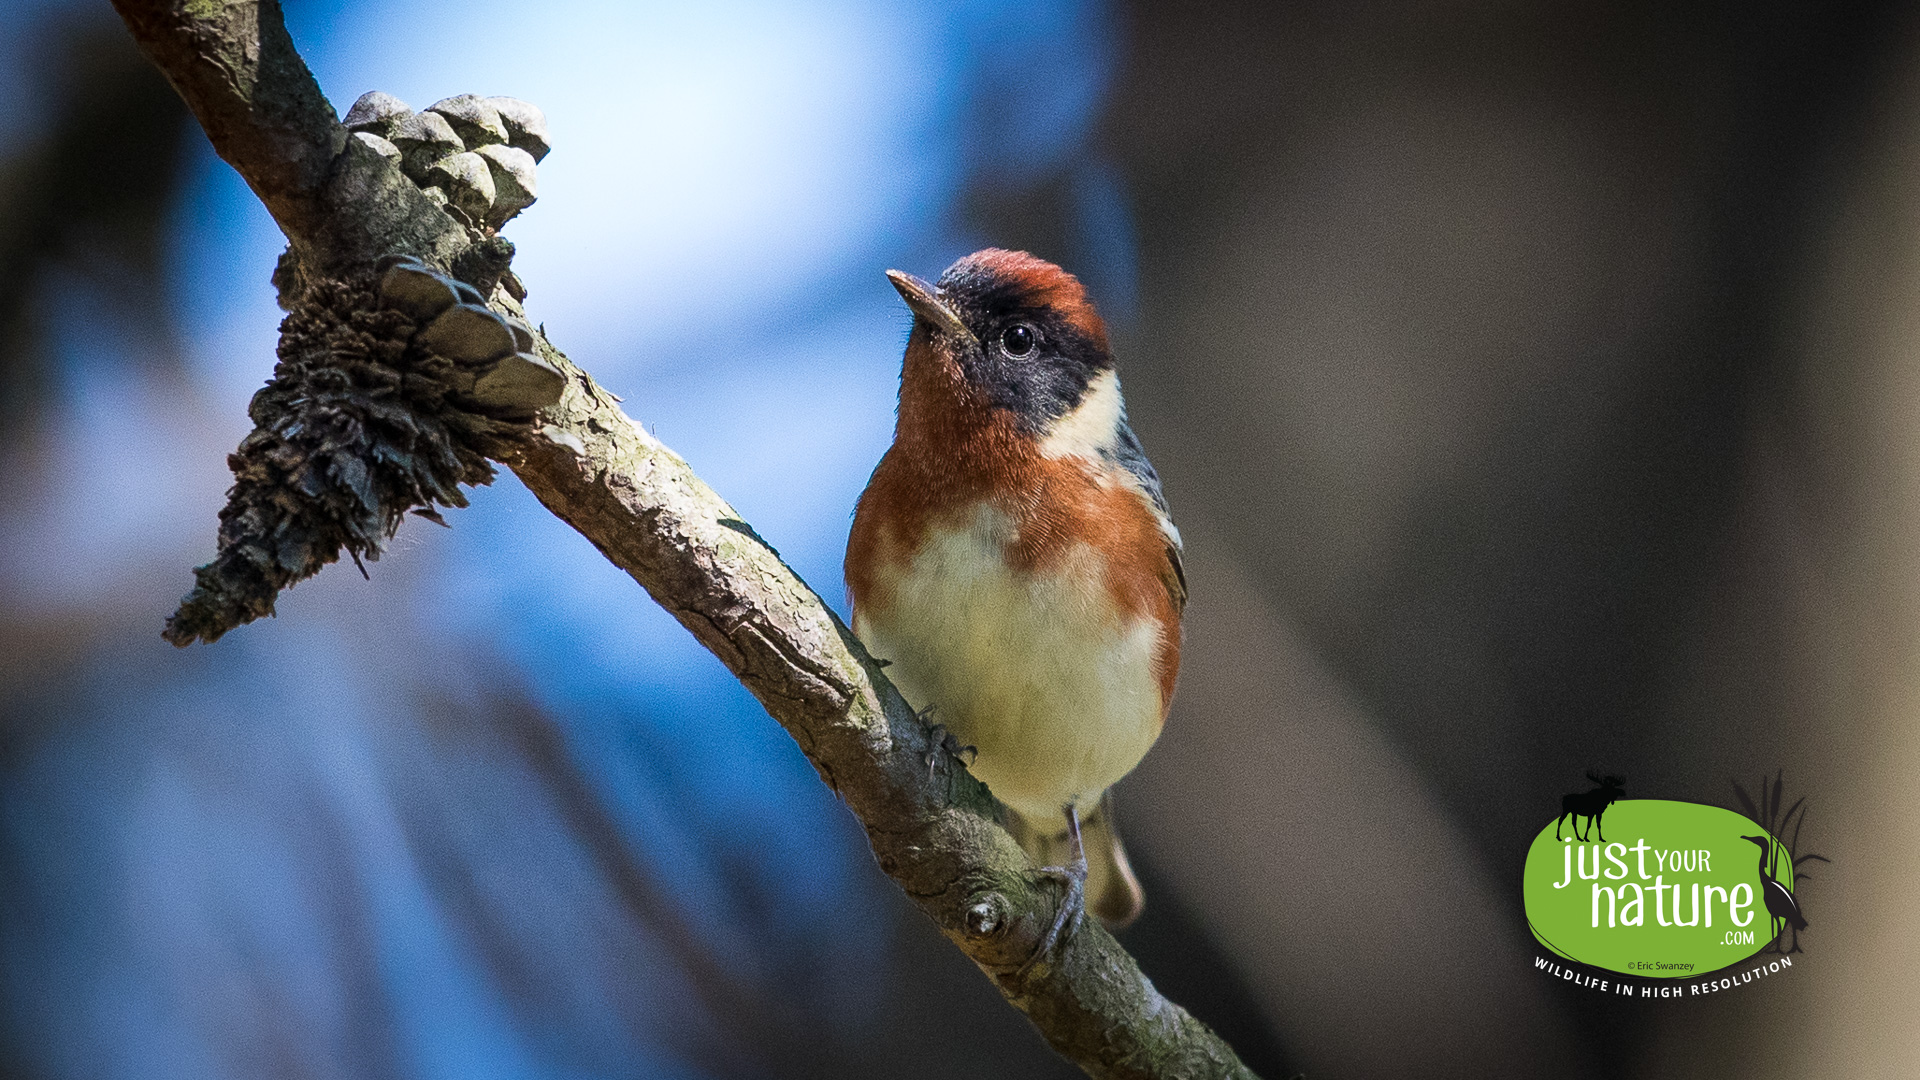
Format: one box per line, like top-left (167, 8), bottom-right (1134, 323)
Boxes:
top-left (846, 249), bottom-right (1185, 968)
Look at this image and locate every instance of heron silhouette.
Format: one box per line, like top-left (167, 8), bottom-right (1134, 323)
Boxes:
top-left (1741, 834), bottom-right (1807, 953)
top-left (1733, 771), bottom-right (1829, 954)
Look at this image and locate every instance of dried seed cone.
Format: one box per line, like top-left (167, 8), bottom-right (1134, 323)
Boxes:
top-left (346, 89), bottom-right (550, 235)
top-left (164, 275), bottom-right (513, 645)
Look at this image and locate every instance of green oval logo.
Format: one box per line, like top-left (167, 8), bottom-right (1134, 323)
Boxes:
top-left (1523, 799), bottom-right (1793, 978)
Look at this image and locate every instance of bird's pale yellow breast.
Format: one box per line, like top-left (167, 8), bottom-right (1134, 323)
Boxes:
top-left (852, 502), bottom-right (1165, 828)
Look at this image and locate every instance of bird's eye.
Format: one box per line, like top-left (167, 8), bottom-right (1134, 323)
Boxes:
top-left (1000, 324), bottom-right (1036, 357)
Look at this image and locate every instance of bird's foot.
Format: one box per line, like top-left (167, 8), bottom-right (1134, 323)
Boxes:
top-left (920, 711), bottom-right (976, 781)
top-left (948, 732), bottom-right (978, 768)
top-left (1017, 804), bottom-right (1088, 978)
top-left (1017, 860), bottom-right (1087, 978)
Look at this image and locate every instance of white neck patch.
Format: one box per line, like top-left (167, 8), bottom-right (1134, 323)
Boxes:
top-left (1038, 369), bottom-right (1123, 461)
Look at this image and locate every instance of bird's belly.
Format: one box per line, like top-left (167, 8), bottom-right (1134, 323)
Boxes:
top-left (853, 508), bottom-right (1165, 827)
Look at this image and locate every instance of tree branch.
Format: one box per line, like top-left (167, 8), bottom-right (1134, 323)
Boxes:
top-left (110, 3), bottom-right (1261, 1076)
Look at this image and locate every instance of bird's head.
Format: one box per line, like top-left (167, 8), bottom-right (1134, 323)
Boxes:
top-left (886, 249), bottom-right (1116, 443)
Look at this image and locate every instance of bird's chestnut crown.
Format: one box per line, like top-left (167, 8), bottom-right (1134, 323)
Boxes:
top-left (889, 249), bottom-right (1114, 435)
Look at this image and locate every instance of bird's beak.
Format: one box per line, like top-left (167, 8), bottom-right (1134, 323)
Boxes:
top-left (886, 270), bottom-right (973, 345)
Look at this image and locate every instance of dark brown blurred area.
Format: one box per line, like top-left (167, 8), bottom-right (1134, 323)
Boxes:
top-left (1026, 1), bottom-right (1917, 1076)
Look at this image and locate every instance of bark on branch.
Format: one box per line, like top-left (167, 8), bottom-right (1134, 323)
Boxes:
top-left (109, 3), bottom-right (1262, 1076)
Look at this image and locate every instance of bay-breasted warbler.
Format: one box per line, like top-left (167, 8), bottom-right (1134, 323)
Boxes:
top-left (846, 249), bottom-right (1185, 952)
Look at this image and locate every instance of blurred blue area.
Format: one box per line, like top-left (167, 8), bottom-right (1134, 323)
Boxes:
top-left (0, 0), bottom-right (1128, 1077)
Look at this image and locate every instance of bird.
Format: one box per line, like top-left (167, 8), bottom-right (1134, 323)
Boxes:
top-left (1741, 834), bottom-right (1808, 953)
top-left (845, 248), bottom-right (1185, 960)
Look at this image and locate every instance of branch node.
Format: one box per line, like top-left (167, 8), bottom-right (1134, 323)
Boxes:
top-left (966, 893), bottom-right (1008, 938)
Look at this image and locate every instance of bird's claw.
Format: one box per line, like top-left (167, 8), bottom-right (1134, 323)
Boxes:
top-left (1018, 861), bottom-right (1087, 978)
top-left (949, 735), bottom-right (978, 767)
top-left (920, 711), bottom-right (976, 781)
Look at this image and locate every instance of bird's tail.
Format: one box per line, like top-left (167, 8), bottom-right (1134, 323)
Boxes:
top-left (1004, 791), bottom-right (1146, 929)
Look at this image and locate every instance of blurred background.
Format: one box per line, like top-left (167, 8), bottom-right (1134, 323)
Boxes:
top-left (2, 0), bottom-right (1916, 1077)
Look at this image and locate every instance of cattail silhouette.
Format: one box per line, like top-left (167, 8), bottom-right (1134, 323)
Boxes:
top-left (1732, 771), bottom-right (1829, 954)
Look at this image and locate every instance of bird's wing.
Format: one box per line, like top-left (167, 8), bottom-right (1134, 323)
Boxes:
top-left (1112, 418), bottom-right (1186, 615)
top-left (1161, 535), bottom-right (1188, 616)
top-left (1112, 418), bottom-right (1172, 518)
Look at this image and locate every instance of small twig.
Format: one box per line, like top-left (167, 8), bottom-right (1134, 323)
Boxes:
top-left (108, 2), bottom-right (1261, 1075)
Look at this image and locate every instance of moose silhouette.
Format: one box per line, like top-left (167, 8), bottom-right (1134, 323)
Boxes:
top-left (1556, 771), bottom-right (1625, 843)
